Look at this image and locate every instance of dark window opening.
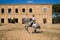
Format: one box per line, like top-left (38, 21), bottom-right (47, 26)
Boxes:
top-left (8, 18), bottom-right (18, 23)
top-left (1, 8), bottom-right (4, 14)
top-left (22, 8), bottom-right (25, 12)
top-left (1, 18), bottom-right (4, 23)
top-left (8, 18), bottom-right (12, 23)
top-left (29, 8), bottom-right (32, 12)
top-left (8, 8), bottom-right (11, 13)
top-left (14, 18), bottom-right (18, 23)
top-left (15, 8), bottom-right (18, 13)
top-left (43, 18), bottom-right (47, 24)
top-left (22, 18), bottom-right (26, 24)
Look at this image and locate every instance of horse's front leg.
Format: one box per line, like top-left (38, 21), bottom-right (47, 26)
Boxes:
top-left (25, 26), bottom-right (29, 32)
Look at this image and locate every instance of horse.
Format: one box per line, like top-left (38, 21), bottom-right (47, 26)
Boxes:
top-left (25, 21), bottom-right (33, 32)
top-left (25, 20), bottom-right (41, 33)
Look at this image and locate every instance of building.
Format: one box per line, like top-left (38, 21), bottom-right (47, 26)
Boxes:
top-left (0, 4), bottom-right (52, 24)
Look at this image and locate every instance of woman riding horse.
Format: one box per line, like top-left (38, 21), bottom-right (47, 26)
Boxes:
top-left (25, 15), bottom-right (41, 33)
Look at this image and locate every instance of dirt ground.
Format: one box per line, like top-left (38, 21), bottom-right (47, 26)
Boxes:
top-left (0, 24), bottom-right (60, 40)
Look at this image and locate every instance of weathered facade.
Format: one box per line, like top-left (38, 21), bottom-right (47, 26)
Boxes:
top-left (0, 4), bottom-right (52, 24)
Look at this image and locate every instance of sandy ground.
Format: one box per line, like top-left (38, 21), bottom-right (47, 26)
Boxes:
top-left (0, 24), bottom-right (60, 40)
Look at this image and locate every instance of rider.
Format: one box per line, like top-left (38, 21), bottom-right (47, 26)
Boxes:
top-left (25, 15), bottom-right (40, 33)
top-left (32, 15), bottom-right (37, 33)
top-left (32, 15), bottom-right (36, 23)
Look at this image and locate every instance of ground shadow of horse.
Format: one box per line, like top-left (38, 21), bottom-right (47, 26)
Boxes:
top-left (32, 31), bottom-right (43, 34)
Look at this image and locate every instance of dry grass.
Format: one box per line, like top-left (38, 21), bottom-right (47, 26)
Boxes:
top-left (43, 31), bottom-right (60, 40)
top-left (0, 24), bottom-right (60, 40)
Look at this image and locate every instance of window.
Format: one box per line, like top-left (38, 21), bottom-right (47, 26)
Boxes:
top-left (14, 18), bottom-right (18, 23)
top-left (22, 18), bottom-right (26, 24)
top-left (1, 18), bottom-right (4, 23)
top-left (43, 18), bottom-right (47, 24)
top-left (29, 8), bottom-right (32, 12)
top-left (8, 18), bottom-right (18, 23)
top-left (22, 8), bottom-right (25, 12)
top-left (8, 8), bottom-right (11, 14)
top-left (8, 18), bottom-right (12, 23)
top-left (15, 8), bottom-right (18, 13)
top-left (1, 8), bottom-right (4, 14)
top-left (44, 7), bottom-right (47, 13)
